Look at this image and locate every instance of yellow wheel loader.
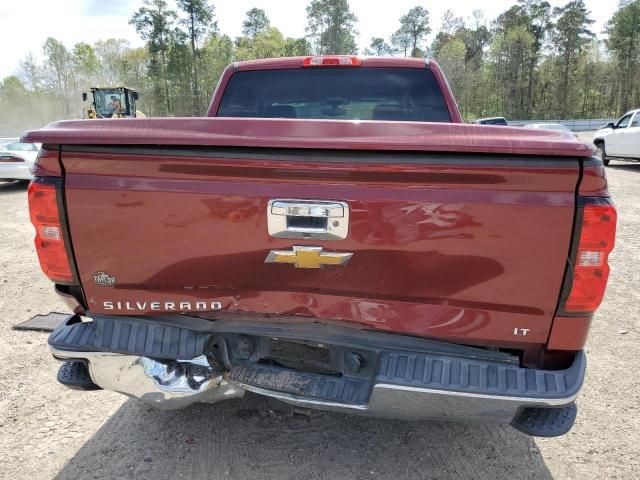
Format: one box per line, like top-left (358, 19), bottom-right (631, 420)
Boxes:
top-left (81, 87), bottom-right (145, 119)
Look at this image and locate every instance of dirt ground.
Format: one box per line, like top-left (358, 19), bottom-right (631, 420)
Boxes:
top-left (0, 153), bottom-right (638, 479)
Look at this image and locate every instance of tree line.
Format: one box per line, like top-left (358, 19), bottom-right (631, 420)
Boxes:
top-left (1, 0), bottom-right (639, 133)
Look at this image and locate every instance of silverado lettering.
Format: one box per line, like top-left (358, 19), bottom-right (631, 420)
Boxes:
top-left (102, 301), bottom-right (223, 311)
top-left (24, 55), bottom-right (616, 437)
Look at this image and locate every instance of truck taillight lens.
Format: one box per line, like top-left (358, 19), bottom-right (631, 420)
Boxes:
top-left (28, 181), bottom-right (73, 283)
top-left (564, 203), bottom-right (617, 313)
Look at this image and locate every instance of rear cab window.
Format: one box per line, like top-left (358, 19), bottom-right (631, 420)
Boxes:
top-left (216, 67), bottom-right (451, 123)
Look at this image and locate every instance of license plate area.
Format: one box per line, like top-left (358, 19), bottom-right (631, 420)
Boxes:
top-left (264, 338), bottom-right (336, 375)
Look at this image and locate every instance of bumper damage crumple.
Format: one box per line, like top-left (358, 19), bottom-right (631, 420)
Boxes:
top-left (58, 353), bottom-right (246, 409)
top-left (49, 314), bottom-right (585, 435)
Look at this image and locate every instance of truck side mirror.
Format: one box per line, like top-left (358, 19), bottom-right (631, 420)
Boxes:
top-left (606, 122), bottom-right (615, 129)
top-left (133, 92), bottom-right (139, 100)
top-left (82, 93), bottom-right (88, 102)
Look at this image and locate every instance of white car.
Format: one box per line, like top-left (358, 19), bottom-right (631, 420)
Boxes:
top-left (593, 109), bottom-right (640, 165)
top-left (0, 140), bottom-right (41, 181)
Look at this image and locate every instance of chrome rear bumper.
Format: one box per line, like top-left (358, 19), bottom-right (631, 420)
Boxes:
top-left (50, 345), bottom-right (584, 424)
top-left (49, 314), bottom-right (585, 430)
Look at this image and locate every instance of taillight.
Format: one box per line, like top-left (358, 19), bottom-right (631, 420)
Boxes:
top-left (28, 181), bottom-right (73, 283)
top-left (563, 202), bottom-right (617, 313)
top-left (302, 56), bottom-right (361, 67)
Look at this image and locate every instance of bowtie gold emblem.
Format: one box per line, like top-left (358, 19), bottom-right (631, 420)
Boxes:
top-left (265, 246), bottom-right (353, 269)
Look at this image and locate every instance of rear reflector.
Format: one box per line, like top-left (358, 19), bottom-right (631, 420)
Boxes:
top-left (303, 56), bottom-right (361, 67)
top-left (564, 203), bottom-right (616, 313)
top-left (28, 181), bottom-right (73, 283)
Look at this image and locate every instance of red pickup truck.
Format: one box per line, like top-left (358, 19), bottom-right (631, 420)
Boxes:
top-left (24, 56), bottom-right (616, 437)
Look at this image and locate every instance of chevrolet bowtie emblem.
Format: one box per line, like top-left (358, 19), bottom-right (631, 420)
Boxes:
top-left (265, 246), bottom-right (353, 269)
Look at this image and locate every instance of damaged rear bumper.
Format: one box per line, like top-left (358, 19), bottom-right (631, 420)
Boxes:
top-left (49, 314), bottom-right (585, 434)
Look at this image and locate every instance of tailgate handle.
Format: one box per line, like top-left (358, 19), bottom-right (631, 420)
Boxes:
top-left (267, 199), bottom-right (349, 240)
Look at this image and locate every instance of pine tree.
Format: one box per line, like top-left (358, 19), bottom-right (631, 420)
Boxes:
top-left (366, 37), bottom-right (392, 56)
top-left (551, 0), bottom-right (595, 118)
top-left (130, 0), bottom-right (177, 115)
top-left (306, 0), bottom-right (358, 54)
top-left (606, 0), bottom-right (640, 112)
top-left (176, 0), bottom-right (216, 115)
top-left (242, 8), bottom-right (270, 39)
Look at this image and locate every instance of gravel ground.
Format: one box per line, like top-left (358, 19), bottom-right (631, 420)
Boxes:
top-left (0, 155), bottom-right (638, 479)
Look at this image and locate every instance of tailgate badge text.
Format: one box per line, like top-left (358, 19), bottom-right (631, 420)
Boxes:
top-left (94, 271), bottom-right (116, 287)
top-left (103, 301), bottom-right (222, 312)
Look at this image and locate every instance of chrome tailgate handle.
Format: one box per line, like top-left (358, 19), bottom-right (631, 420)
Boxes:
top-left (267, 199), bottom-right (349, 240)
top-left (271, 201), bottom-right (344, 218)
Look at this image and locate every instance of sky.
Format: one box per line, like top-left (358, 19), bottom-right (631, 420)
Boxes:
top-left (0, 0), bottom-right (614, 80)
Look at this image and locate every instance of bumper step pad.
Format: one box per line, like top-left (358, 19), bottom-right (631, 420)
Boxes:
top-left (512, 403), bottom-right (578, 437)
top-left (49, 316), bottom-right (209, 360)
top-left (57, 361), bottom-right (101, 391)
top-left (376, 351), bottom-right (584, 401)
top-left (229, 363), bottom-right (370, 405)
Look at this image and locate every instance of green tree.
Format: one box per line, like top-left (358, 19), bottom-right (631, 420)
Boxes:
top-left (284, 37), bottom-right (313, 56)
top-left (130, 0), bottom-right (177, 115)
top-left (461, 10), bottom-right (491, 66)
top-left (166, 28), bottom-right (193, 116)
top-left (490, 5), bottom-right (534, 118)
top-left (0, 76), bottom-right (28, 98)
top-left (437, 37), bottom-right (466, 101)
top-left (306, 0), bottom-right (358, 54)
top-left (440, 9), bottom-right (463, 36)
top-left (19, 53), bottom-right (43, 93)
top-left (365, 37), bottom-right (392, 56)
top-left (43, 38), bottom-right (72, 93)
top-left (199, 33), bottom-right (234, 111)
top-left (522, 1), bottom-right (552, 117)
top-left (72, 42), bottom-right (99, 88)
top-left (393, 7), bottom-right (431, 57)
top-left (454, 11), bottom-right (492, 117)
top-left (430, 10), bottom-right (464, 58)
top-left (606, 0), bottom-right (640, 112)
top-left (551, 0), bottom-right (595, 117)
top-left (242, 8), bottom-right (270, 38)
top-left (43, 37), bottom-right (73, 116)
top-left (250, 27), bottom-right (285, 58)
top-left (94, 39), bottom-right (130, 84)
top-left (391, 28), bottom-right (412, 57)
top-left (485, 1), bottom-right (554, 119)
top-left (119, 47), bottom-right (152, 115)
top-left (177, 0), bottom-right (215, 115)
top-left (0, 76), bottom-right (29, 127)
top-left (493, 24), bottom-right (534, 118)
top-left (236, 27), bottom-right (290, 60)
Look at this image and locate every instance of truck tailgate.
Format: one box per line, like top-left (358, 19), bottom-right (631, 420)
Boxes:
top-left (60, 145), bottom-right (579, 346)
